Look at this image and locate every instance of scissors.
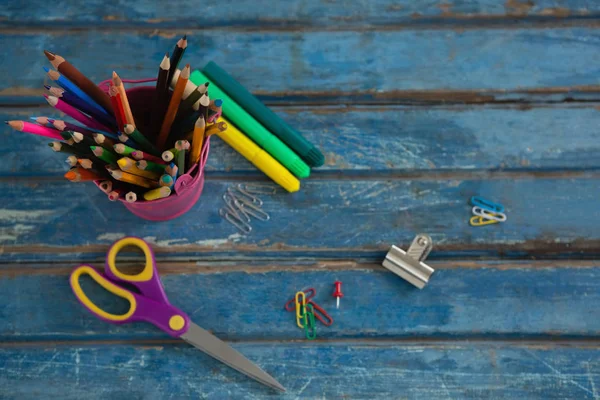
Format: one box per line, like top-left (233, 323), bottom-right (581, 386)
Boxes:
top-left (69, 236), bottom-right (285, 392)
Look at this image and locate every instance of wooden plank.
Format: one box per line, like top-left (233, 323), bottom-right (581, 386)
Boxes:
top-left (4, 105), bottom-right (600, 176)
top-left (0, 343), bottom-right (598, 399)
top-left (1, 264), bottom-right (599, 341)
top-left (2, 28), bottom-right (600, 99)
top-left (0, 177), bottom-right (598, 260)
top-left (1, 0), bottom-right (598, 28)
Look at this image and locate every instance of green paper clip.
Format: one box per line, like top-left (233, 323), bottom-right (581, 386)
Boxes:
top-left (303, 303), bottom-right (316, 340)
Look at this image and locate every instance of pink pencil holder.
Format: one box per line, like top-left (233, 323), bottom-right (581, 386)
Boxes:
top-left (97, 84), bottom-right (210, 221)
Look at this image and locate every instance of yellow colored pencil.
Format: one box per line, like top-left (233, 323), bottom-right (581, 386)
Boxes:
top-left (117, 157), bottom-right (161, 180)
top-left (189, 116), bottom-right (205, 166)
top-left (108, 169), bottom-right (159, 189)
top-left (143, 186), bottom-right (171, 201)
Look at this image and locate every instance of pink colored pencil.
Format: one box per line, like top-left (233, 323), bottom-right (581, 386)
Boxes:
top-left (45, 95), bottom-right (112, 133)
top-left (130, 150), bottom-right (166, 164)
top-left (6, 120), bottom-right (62, 140)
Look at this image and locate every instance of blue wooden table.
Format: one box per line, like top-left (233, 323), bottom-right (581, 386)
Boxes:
top-left (2, 1), bottom-right (600, 398)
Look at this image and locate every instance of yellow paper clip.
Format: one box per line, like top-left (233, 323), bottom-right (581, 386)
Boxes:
top-left (470, 215), bottom-right (499, 226)
top-left (295, 291), bottom-right (306, 328)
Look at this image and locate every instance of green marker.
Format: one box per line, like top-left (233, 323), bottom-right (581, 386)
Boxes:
top-left (189, 70), bottom-right (310, 179)
top-left (202, 61), bottom-right (324, 168)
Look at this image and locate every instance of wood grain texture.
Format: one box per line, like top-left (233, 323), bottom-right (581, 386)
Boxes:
top-left (0, 178), bottom-right (600, 261)
top-left (4, 105), bottom-right (600, 176)
top-left (2, 266), bottom-right (600, 341)
top-left (3, 28), bottom-right (600, 98)
top-left (1, 343), bottom-right (599, 399)
top-left (1, 0), bottom-right (598, 28)
top-left (0, 178), bottom-right (598, 260)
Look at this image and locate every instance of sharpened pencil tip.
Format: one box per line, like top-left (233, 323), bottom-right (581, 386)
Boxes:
top-left (43, 50), bottom-right (55, 59)
top-left (182, 34), bottom-right (187, 40)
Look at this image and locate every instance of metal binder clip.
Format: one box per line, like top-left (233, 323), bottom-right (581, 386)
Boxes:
top-left (382, 234), bottom-right (434, 289)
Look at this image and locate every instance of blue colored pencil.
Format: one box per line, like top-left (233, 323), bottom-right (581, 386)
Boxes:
top-left (44, 67), bottom-right (109, 116)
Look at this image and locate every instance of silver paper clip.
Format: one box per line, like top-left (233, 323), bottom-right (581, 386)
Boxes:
top-left (382, 234), bottom-right (435, 289)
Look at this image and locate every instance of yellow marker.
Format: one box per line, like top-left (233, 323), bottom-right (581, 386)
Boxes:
top-left (117, 157), bottom-right (161, 180)
top-left (143, 186), bottom-right (172, 201)
top-left (215, 117), bottom-right (300, 193)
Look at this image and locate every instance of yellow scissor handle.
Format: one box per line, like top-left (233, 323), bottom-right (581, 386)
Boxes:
top-left (70, 265), bottom-right (137, 322)
top-left (106, 237), bottom-right (155, 282)
top-left (295, 291), bottom-right (306, 329)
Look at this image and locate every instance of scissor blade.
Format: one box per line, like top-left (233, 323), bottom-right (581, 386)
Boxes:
top-left (181, 322), bottom-right (286, 392)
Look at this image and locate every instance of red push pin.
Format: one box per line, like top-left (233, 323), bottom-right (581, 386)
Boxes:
top-left (333, 280), bottom-right (343, 309)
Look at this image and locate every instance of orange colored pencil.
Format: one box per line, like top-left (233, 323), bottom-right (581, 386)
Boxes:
top-left (64, 167), bottom-right (102, 182)
top-left (157, 64), bottom-right (190, 150)
top-left (112, 71), bottom-right (135, 127)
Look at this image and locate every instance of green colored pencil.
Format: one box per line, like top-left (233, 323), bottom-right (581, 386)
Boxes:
top-left (92, 146), bottom-right (118, 164)
top-left (177, 148), bottom-right (186, 174)
top-left (114, 143), bottom-right (137, 156)
top-left (123, 124), bottom-right (160, 156)
top-left (136, 160), bottom-right (167, 174)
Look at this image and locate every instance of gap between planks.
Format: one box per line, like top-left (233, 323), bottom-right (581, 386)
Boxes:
top-left (1, 260), bottom-right (598, 277)
top-left (2, 337), bottom-right (600, 349)
top-left (3, 15), bottom-right (600, 32)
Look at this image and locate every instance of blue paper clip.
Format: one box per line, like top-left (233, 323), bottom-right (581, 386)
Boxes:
top-left (470, 196), bottom-right (504, 213)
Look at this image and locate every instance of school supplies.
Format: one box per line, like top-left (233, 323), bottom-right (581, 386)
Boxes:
top-left (70, 237), bottom-right (285, 392)
top-left (303, 303), bottom-right (317, 340)
top-left (284, 288), bottom-right (333, 327)
top-left (468, 196), bottom-right (507, 226)
top-left (188, 70), bottom-right (310, 179)
top-left (6, 120), bottom-right (62, 140)
top-left (202, 61), bottom-right (324, 167)
top-left (332, 281), bottom-right (343, 309)
top-left (382, 234), bottom-right (435, 289)
top-left (219, 184), bottom-right (273, 234)
top-left (214, 118), bottom-right (300, 193)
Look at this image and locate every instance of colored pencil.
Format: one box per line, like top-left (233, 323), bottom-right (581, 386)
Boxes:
top-left (44, 67), bottom-right (108, 116)
top-left (143, 186), bottom-right (171, 201)
top-left (52, 119), bottom-right (114, 139)
top-left (108, 85), bottom-right (126, 131)
top-left (165, 162), bottom-right (178, 179)
top-left (112, 71), bottom-right (135, 127)
top-left (117, 157), bottom-right (161, 180)
top-left (44, 50), bottom-right (114, 115)
top-left (66, 155), bottom-right (78, 167)
top-left (157, 64), bottom-right (190, 150)
top-left (159, 174), bottom-right (174, 187)
top-left (207, 99), bottom-right (223, 123)
top-left (45, 95), bottom-right (111, 132)
top-left (162, 150), bottom-right (177, 162)
top-left (91, 146), bottom-right (118, 164)
top-left (49, 141), bottom-right (79, 155)
top-left (64, 167), bottom-right (102, 182)
top-left (6, 120), bottom-right (62, 140)
top-left (114, 143), bottom-right (137, 156)
top-left (130, 150), bottom-right (165, 164)
top-left (152, 53), bottom-right (171, 135)
top-left (93, 133), bottom-right (117, 151)
top-left (189, 116), bottom-right (205, 165)
top-left (46, 85), bottom-right (116, 130)
top-left (123, 124), bottom-right (159, 156)
top-left (108, 189), bottom-right (124, 201)
top-left (179, 82), bottom-right (208, 113)
top-left (34, 116), bottom-right (52, 126)
top-left (109, 169), bottom-right (159, 189)
top-left (98, 180), bottom-right (113, 193)
top-left (71, 131), bottom-right (96, 147)
top-left (205, 121), bottom-right (228, 137)
top-left (168, 35), bottom-right (187, 84)
top-left (125, 191), bottom-right (138, 203)
top-left (175, 140), bottom-right (190, 151)
top-left (136, 160), bottom-right (166, 174)
top-left (78, 158), bottom-right (109, 176)
top-left (177, 148), bottom-right (186, 174)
